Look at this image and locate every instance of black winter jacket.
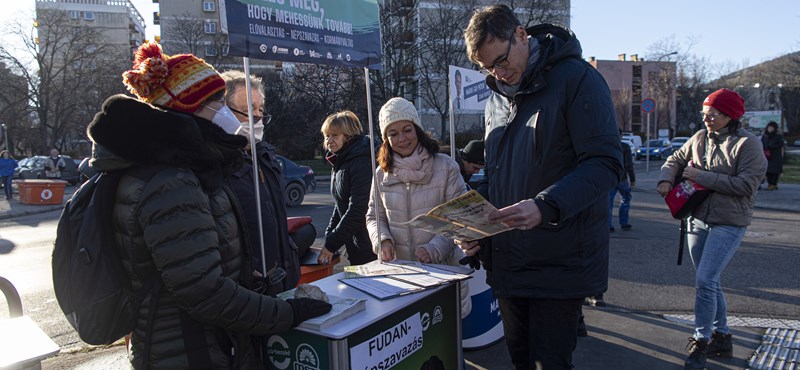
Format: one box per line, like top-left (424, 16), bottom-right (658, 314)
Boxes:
top-left (230, 141), bottom-right (301, 294)
top-left (324, 135), bottom-right (377, 265)
top-left (479, 24), bottom-right (623, 299)
top-left (88, 95), bottom-right (295, 369)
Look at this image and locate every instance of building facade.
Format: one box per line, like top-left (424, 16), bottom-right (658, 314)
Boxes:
top-left (157, 0), bottom-right (280, 71)
top-left (589, 54), bottom-right (677, 138)
top-left (35, 0), bottom-right (146, 56)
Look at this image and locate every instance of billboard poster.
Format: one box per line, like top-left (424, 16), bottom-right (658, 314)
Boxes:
top-left (222, 0), bottom-right (382, 69)
top-left (449, 66), bottom-right (490, 113)
top-left (741, 110), bottom-right (781, 130)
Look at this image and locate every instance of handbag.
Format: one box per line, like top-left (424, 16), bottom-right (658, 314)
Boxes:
top-left (665, 177), bottom-right (710, 219)
top-left (664, 158), bottom-right (711, 219)
top-left (764, 149), bottom-right (771, 159)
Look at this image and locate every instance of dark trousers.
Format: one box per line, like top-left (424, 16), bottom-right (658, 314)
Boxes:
top-left (498, 297), bottom-right (583, 370)
top-left (1, 175), bottom-right (11, 199)
top-left (766, 173), bottom-right (780, 186)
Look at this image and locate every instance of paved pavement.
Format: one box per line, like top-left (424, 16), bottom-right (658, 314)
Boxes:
top-left (2, 170), bottom-right (798, 369)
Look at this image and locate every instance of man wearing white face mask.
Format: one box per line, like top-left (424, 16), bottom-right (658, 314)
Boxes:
top-left (221, 71), bottom-right (301, 295)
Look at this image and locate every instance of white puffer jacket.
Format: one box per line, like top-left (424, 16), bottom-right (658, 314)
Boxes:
top-left (367, 152), bottom-right (472, 317)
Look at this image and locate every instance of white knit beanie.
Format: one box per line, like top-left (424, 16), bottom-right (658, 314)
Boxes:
top-left (378, 97), bottom-right (423, 138)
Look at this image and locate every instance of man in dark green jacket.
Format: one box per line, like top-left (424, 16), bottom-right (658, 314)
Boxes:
top-left (458, 5), bottom-right (623, 368)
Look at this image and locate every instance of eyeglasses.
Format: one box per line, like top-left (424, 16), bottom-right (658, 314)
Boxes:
top-left (700, 112), bottom-right (725, 122)
top-left (479, 34), bottom-right (515, 76)
top-left (229, 106), bottom-right (272, 125)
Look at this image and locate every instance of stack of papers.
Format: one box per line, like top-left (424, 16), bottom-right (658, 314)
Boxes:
top-left (340, 260), bottom-right (471, 300)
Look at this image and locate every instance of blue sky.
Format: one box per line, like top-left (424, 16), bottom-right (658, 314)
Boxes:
top-left (571, 0), bottom-right (800, 69)
top-left (5, 0), bottom-right (799, 71)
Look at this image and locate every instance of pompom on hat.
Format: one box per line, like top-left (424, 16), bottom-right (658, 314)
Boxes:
top-left (378, 97), bottom-right (423, 138)
top-left (703, 88), bottom-right (745, 120)
top-left (122, 41), bottom-right (225, 113)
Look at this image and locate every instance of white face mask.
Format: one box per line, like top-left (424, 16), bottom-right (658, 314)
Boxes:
top-left (235, 120), bottom-right (265, 142)
top-left (205, 105), bottom-right (241, 134)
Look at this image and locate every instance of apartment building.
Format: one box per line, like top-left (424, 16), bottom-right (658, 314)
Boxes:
top-left (35, 0), bottom-right (146, 57)
top-left (157, 0), bottom-right (279, 71)
top-left (589, 53), bottom-right (677, 136)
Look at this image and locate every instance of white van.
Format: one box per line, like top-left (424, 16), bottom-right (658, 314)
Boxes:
top-left (621, 134), bottom-right (642, 151)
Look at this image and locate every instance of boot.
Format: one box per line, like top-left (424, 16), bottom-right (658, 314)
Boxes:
top-left (767, 184), bottom-right (778, 190)
top-left (707, 331), bottom-right (733, 357)
top-left (684, 337), bottom-right (708, 370)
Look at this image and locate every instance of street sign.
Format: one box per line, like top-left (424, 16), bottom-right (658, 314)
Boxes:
top-left (641, 98), bottom-right (656, 113)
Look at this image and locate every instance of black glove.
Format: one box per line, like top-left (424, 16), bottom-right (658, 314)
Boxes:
top-left (458, 255), bottom-right (481, 270)
top-left (286, 298), bottom-right (332, 327)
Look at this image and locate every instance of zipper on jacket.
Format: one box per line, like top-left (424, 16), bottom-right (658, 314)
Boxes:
top-left (405, 182), bottom-right (415, 256)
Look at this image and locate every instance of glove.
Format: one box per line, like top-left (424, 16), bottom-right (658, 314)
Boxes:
top-left (286, 298), bottom-right (332, 327)
top-left (458, 255), bottom-right (481, 270)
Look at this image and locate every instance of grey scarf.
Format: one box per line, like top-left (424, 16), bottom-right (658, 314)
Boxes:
top-left (496, 37), bottom-right (541, 97)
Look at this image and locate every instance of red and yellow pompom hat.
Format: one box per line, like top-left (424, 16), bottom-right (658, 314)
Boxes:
top-left (122, 41), bottom-right (225, 113)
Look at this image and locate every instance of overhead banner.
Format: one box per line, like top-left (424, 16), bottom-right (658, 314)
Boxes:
top-left (449, 66), bottom-right (489, 113)
top-left (222, 0), bottom-right (382, 69)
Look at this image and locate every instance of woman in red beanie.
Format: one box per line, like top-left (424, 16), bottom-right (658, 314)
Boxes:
top-left (655, 88), bottom-right (766, 370)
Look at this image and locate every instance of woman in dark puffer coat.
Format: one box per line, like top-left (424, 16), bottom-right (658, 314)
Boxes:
top-left (87, 42), bottom-right (330, 369)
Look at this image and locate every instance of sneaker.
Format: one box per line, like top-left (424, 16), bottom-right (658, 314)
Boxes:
top-left (609, 227), bottom-right (615, 233)
top-left (621, 224), bottom-right (632, 231)
top-left (684, 337), bottom-right (708, 370)
top-left (577, 315), bottom-right (588, 337)
top-left (707, 331), bottom-right (733, 358)
top-left (585, 296), bottom-right (606, 307)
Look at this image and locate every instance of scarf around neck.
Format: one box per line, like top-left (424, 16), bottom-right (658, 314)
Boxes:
top-left (388, 145), bottom-right (432, 184)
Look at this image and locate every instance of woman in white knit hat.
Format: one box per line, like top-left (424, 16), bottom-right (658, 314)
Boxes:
top-left (366, 97), bottom-right (471, 317)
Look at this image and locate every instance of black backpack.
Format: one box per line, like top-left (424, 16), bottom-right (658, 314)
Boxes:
top-left (52, 168), bottom-right (161, 345)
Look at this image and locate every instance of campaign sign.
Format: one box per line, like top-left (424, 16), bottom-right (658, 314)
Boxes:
top-left (449, 66), bottom-right (489, 113)
top-left (223, 0), bottom-right (382, 69)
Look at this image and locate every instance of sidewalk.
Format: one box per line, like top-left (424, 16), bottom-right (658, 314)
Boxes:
top-left (3, 174), bottom-right (796, 369)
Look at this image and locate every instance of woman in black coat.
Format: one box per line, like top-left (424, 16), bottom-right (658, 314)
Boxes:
top-left (319, 111), bottom-right (378, 265)
top-left (761, 121), bottom-right (784, 190)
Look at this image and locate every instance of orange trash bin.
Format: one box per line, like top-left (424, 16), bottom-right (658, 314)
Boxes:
top-left (14, 179), bottom-right (69, 205)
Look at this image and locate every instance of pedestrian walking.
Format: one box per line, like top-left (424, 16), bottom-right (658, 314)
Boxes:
top-left (657, 88), bottom-right (766, 370)
top-left (456, 5), bottom-right (623, 368)
top-left (610, 137), bottom-right (636, 232)
top-left (761, 121), bottom-right (784, 190)
top-left (0, 150), bottom-right (17, 200)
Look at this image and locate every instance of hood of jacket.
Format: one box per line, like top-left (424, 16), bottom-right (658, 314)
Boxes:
top-left (486, 23), bottom-right (583, 95)
top-left (87, 94), bottom-right (247, 189)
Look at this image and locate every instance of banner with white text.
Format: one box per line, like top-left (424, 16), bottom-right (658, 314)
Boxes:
top-left (449, 65), bottom-right (489, 113)
top-left (223, 0), bottom-right (382, 69)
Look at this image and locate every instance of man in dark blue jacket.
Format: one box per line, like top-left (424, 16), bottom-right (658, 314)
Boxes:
top-left (459, 5), bottom-right (623, 368)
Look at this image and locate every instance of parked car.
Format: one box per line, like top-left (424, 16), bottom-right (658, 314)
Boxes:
top-left (793, 139), bottom-right (800, 147)
top-left (275, 155), bottom-right (316, 207)
top-left (636, 139), bottom-right (673, 160)
top-left (670, 136), bottom-right (690, 150)
top-left (621, 134), bottom-right (642, 152)
top-left (13, 155), bottom-right (81, 185)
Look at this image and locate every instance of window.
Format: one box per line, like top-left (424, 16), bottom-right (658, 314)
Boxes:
top-left (69, 11), bottom-right (80, 19)
top-left (203, 1), bottom-right (215, 12)
top-left (205, 45), bottom-right (216, 56)
top-left (84, 11), bottom-right (95, 21)
top-left (204, 21), bottom-right (216, 34)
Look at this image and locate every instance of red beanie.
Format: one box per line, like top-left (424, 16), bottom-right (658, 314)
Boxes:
top-left (703, 88), bottom-right (745, 120)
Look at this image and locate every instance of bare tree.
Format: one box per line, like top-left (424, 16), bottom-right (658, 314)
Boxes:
top-left (370, 0), bottom-right (421, 132)
top-left (416, 0), bottom-right (478, 140)
top-left (497, 0), bottom-right (570, 27)
top-left (163, 13), bottom-right (229, 69)
top-left (0, 9), bottom-right (129, 155)
top-left (612, 88), bottom-right (632, 131)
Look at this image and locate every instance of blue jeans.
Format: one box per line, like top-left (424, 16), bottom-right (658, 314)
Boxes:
top-left (609, 181), bottom-right (631, 227)
top-left (686, 217), bottom-right (746, 340)
top-left (1, 175), bottom-right (11, 199)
